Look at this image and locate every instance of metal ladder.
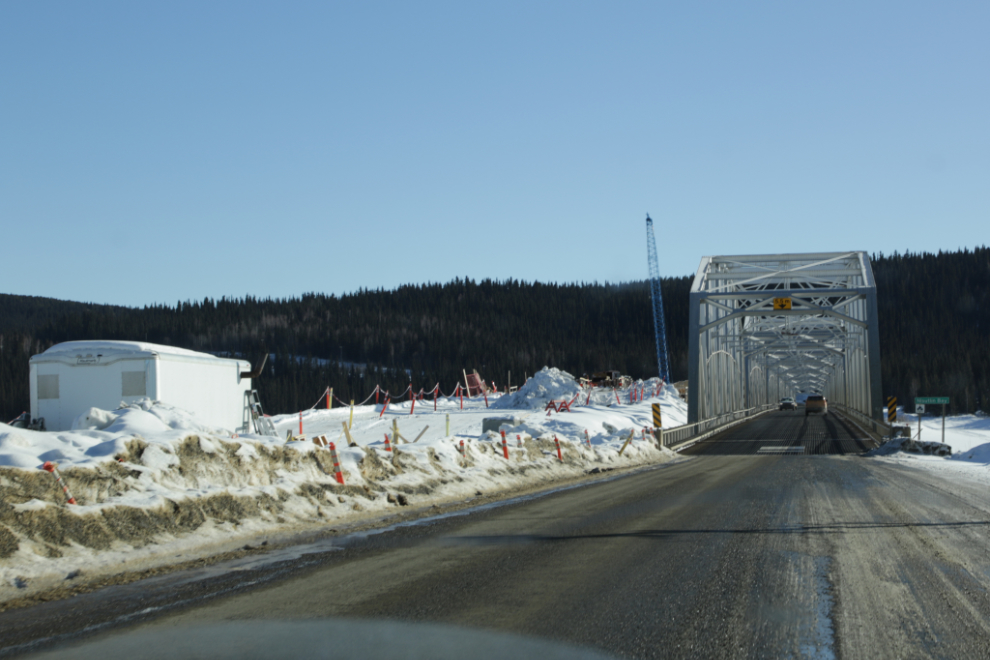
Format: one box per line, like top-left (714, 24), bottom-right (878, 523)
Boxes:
top-left (247, 390), bottom-right (278, 436)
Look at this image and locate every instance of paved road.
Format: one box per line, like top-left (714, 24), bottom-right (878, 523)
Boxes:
top-left (682, 409), bottom-right (874, 455)
top-left (6, 413), bottom-right (990, 659)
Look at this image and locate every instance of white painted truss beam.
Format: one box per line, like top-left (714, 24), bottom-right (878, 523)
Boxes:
top-left (688, 251), bottom-right (883, 425)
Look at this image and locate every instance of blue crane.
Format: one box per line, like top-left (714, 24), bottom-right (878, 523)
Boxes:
top-left (645, 215), bottom-right (671, 382)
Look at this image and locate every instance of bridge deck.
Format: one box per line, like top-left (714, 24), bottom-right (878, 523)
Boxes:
top-left (682, 409), bottom-right (873, 455)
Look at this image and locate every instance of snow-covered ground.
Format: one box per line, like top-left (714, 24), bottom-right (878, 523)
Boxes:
top-left (8, 364), bottom-right (982, 603)
top-left (0, 368), bottom-right (687, 601)
top-left (870, 408), bottom-right (990, 483)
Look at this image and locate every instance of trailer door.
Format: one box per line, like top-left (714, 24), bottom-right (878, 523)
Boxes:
top-left (36, 372), bottom-right (60, 430)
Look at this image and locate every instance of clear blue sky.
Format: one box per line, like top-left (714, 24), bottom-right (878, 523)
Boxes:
top-left (2, 1), bottom-right (986, 308)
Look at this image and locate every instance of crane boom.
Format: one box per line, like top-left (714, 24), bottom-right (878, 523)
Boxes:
top-left (646, 215), bottom-right (671, 382)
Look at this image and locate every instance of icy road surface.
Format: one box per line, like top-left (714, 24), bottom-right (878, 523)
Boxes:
top-left (0, 370), bottom-right (686, 601)
top-left (6, 417), bottom-right (990, 659)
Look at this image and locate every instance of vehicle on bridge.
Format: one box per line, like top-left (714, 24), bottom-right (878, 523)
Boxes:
top-left (805, 395), bottom-right (828, 416)
top-left (779, 397), bottom-right (797, 411)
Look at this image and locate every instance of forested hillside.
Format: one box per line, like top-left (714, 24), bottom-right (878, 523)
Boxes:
top-left (874, 248), bottom-right (990, 413)
top-left (0, 278), bottom-right (691, 419)
top-left (1, 247), bottom-right (987, 420)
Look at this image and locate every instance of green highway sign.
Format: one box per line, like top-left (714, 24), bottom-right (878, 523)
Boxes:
top-left (915, 396), bottom-right (949, 405)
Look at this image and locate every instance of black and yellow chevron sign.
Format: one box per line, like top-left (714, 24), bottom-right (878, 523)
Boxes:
top-left (887, 396), bottom-right (897, 423)
top-left (652, 403), bottom-right (663, 429)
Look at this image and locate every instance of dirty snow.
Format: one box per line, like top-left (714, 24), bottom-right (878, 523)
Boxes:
top-left (869, 408), bottom-right (990, 483)
top-left (0, 371), bottom-right (688, 601)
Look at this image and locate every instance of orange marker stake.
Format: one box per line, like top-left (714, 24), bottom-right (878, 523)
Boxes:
top-left (41, 462), bottom-right (76, 504)
top-left (500, 431), bottom-right (509, 459)
top-left (384, 433), bottom-right (392, 452)
top-left (329, 442), bottom-right (345, 485)
top-left (554, 435), bottom-right (563, 462)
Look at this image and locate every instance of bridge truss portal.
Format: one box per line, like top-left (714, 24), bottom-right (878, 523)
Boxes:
top-left (687, 252), bottom-right (883, 425)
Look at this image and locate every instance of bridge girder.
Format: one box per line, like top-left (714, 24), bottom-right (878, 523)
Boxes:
top-left (687, 252), bottom-right (883, 423)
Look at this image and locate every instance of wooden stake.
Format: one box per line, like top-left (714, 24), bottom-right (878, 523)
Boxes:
top-left (342, 421), bottom-right (357, 447)
top-left (618, 430), bottom-right (636, 456)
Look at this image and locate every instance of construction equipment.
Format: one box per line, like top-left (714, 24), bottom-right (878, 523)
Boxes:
top-left (462, 369), bottom-right (488, 396)
top-left (646, 215), bottom-right (671, 382)
top-left (580, 371), bottom-right (631, 388)
top-left (8, 412), bottom-right (45, 431)
top-left (246, 390), bottom-right (278, 436)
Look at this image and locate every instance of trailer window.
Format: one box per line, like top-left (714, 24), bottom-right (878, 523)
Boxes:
top-left (38, 374), bottom-right (59, 400)
top-left (122, 371), bottom-right (146, 396)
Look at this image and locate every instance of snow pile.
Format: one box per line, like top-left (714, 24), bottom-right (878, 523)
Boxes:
top-left (869, 438), bottom-right (951, 457)
top-left (870, 411), bottom-right (990, 478)
top-left (491, 367), bottom-right (683, 412)
top-left (0, 380), bottom-right (690, 601)
top-left (0, 399), bottom-right (225, 470)
top-left (71, 407), bottom-right (118, 431)
top-left (492, 367), bottom-right (582, 410)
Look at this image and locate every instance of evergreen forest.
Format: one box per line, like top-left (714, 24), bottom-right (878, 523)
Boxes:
top-left (1, 247), bottom-right (987, 420)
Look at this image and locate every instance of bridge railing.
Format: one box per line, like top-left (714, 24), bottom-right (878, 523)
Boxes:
top-left (661, 403), bottom-right (775, 449)
top-left (830, 402), bottom-right (891, 444)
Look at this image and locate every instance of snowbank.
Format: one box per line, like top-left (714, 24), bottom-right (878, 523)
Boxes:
top-left (869, 410), bottom-right (990, 482)
top-left (492, 367), bottom-right (678, 410)
top-left (491, 367), bottom-right (582, 409)
top-left (0, 377), bottom-right (689, 602)
top-left (0, 399), bottom-right (227, 470)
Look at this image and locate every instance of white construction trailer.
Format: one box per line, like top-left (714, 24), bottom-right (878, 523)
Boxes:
top-left (29, 340), bottom-right (259, 433)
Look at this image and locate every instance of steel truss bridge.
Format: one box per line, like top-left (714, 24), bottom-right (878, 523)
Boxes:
top-left (687, 252), bottom-right (883, 426)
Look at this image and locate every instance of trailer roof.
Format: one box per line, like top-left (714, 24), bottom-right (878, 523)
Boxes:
top-left (39, 340), bottom-right (224, 360)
